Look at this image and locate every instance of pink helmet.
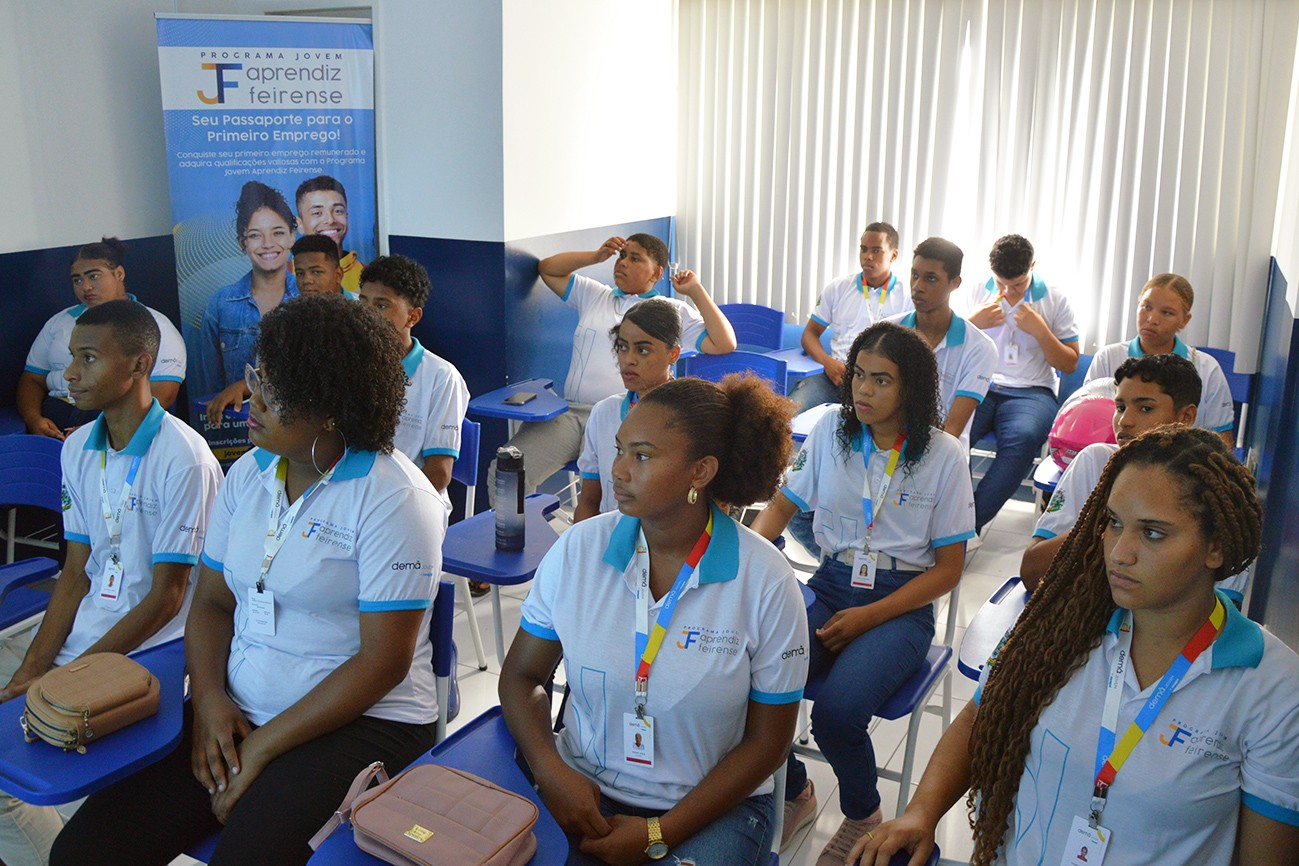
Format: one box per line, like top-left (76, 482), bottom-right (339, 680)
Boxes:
top-left (1049, 394), bottom-right (1117, 468)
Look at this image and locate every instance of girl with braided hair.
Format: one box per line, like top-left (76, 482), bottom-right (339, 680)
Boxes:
top-left (852, 425), bottom-right (1299, 866)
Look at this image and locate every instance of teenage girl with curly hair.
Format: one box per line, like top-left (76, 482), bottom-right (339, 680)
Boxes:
top-left (853, 425), bottom-right (1299, 866)
top-left (753, 320), bottom-right (975, 864)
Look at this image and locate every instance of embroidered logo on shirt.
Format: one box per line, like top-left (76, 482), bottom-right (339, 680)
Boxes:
top-left (61, 485), bottom-right (72, 512)
top-left (1046, 489), bottom-right (1066, 513)
top-left (792, 450), bottom-right (808, 471)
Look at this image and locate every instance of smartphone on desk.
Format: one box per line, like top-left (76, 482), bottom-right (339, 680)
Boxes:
top-left (503, 391), bottom-right (537, 406)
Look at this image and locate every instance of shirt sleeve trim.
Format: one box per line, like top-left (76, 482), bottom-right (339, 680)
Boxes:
top-left (359, 598), bottom-right (432, 612)
top-left (1031, 528), bottom-right (1058, 540)
top-left (1061, 335), bottom-right (1081, 343)
top-left (421, 447), bottom-right (459, 458)
top-left (560, 274), bottom-right (576, 303)
top-left (579, 471), bottom-right (601, 480)
top-left (809, 314), bottom-right (830, 327)
top-left (23, 364), bottom-right (49, 375)
top-left (149, 375), bottom-right (184, 383)
top-left (65, 531), bottom-right (92, 545)
top-left (750, 687), bottom-right (804, 705)
top-left (955, 389), bottom-right (986, 403)
top-left (934, 530), bottom-right (976, 548)
top-left (519, 616), bottom-right (559, 642)
top-left (780, 486), bottom-right (812, 513)
top-left (153, 553), bottom-right (199, 566)
top-left (199, 551), bottom-right (224, 572)
top-left (1242, 793), bottom-right (1299, 827)
top-left (1211, 422), bottom-right (1235, 433)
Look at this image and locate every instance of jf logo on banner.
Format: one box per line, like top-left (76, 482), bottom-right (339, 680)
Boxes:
top-left (156, 14), bottom-right (376, 464)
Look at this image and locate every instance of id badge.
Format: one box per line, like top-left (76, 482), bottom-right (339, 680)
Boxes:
top-left (851, 549), bottom-right (878, 589)
top-left (624, 712), bottom-right (655, 767)
top-left (1059, 814), bottom-right (1110, 866)
top-left (1005, 339), bottom-right (1021, 366)
top-left (247, 587), bottom-right (276, 636)
top-left (96, 557), bottom-right (126, 608)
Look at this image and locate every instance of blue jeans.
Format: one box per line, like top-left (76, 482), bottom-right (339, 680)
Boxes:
top-left (968, 384), bottom-right (1059, 531)
top-left (789, 372), bottom-right (841, 412)
top-left (785, 561), bottom-right (935, 819)
top-left (786, 510), bottom-right (821, 559)
top-left (565, 793), bottom-right (774, 865)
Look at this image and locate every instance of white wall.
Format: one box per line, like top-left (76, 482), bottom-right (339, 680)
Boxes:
top-left (500, 0), bottom-right (675, 242)
top-left (1271, 1), bottom-right (1299, 311)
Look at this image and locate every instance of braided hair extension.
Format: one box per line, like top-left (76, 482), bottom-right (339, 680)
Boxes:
top-left (964, 426), bottom-right (1261, 864)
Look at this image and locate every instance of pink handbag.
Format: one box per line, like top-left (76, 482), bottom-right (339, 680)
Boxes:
top-left (309, 761), bottom-right (538, 866)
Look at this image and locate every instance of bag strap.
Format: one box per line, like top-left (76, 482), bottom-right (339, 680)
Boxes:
top-left (308, 760), bottom-right (389, 850)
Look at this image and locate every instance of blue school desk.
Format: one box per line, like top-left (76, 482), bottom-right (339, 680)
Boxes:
top-left (791, 402), bottom-right (838, 446)
top-left (308, 706), bottom-right (567, 865)
top-left (467, 378), bottom-right (568, 439)
top-left (765, 346), bottom-right (825, 393)
top-left (0, 638), bottom-right (186, 805)
top-left (957, 577), bottom-right (1030, 680)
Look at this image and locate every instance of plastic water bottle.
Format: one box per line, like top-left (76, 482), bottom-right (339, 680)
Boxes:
top-left (494, 446), bottom-right (526, 551)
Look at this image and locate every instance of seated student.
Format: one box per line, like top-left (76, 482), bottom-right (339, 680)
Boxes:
top-left (52, 295), bottom-right (448, 866)
top-left (1085, 272), bottom-right (1235, 447)
top-left (291, 234), bottom-right (347, 296)
top-left (500, 375), bottom-right (807, 866)
top-left (751, 321), bottom-right (975, 864)
top-left (197, 181), bottom-right (299, 419)
top-left (966, 234), bottom-right (1080, 534)
top-left (295, 175), bottom-right (365, 295)
top-left (358, 255), bottom-right (469, 504)
top-left (573, 298), bottom-right (682, 522)
top-left (487, 234), bottom-right (737, 501)
top-left (789, 222), bottom-right (914, 411)
top-left (0, 299), bottom-right (219, 866)
top-left (20, 237), bottom-right (186, 437)
top-left (852, 427), bottom-right (1299, 866)
top-left (1021, 353), bottom-right (1200, 591)
top-left (887, 237), bottom-right (998, 447)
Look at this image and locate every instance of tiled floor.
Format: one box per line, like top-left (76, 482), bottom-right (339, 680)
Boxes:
top-left (439, 496), bottom-right (1040, 866)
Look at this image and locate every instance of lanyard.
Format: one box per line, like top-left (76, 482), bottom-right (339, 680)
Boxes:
top-left (861, 272), bottom-right (897, 310)
top-left (257, 454), bottom-right (341, 592)
top-left (860, 431), bottom-right (906, 548)
top-left (99, 452), bottom-right (143, 563)
top-left (633, 513), bottom-right (713, 717)
top-left (1089, 598), bottom-right (1226, 826)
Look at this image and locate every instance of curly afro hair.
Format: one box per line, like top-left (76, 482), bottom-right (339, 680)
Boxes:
top-left (255, 294), bottom-right (407, 453)
top-left (641, 374), bottom-right (796, 506)
top-left (835, 320), bottom-right (940, 467)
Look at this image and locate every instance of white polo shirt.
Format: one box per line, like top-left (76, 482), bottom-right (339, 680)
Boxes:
top-left (519, 505), bottom-right (809, 810)
top-left (782, 413), bottom-right (975, 567)
top-left (59, 400), bottom-right (220, 665)
top-left (975, 594), bottom-right (1299, 865)
top-left (811, 272), bottom-right (914, 360)
top-left (1086, 337), bottom-right (1236, 434)
top-left (889, 310), bottom-right (998, 448)
top-left (25, 298), bottom-right (187, 399)
top-left (200, 447), bottom-right (447, 727)
top-left (577, 391), bottom-right (634, 514)
top-left (1034, 442), bottom-right (1250, 604)
top-left (966, 276), bottom-right (1079, 392)
top-left (393, 338), bottom-right (469, 510)
top-left (562, 275), bottom-right (709, 405)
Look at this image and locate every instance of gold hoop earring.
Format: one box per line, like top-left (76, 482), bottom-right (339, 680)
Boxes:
top-left (311, 427), bottom-right (348, 475)
top-left (687, 487), bottom-right (698, 505)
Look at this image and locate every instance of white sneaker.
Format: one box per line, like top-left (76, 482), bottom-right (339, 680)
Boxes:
top-left (780, 779), bottom-right (817, 851)
top-left (815, 809), bottom-right (883, 866)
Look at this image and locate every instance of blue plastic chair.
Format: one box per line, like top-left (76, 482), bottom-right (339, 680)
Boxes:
top-left (958, 576), bottom-right (1028, 681)
top-left (1196, 346), bottom-right (1255, 449)
top-left (683, 351), bottom-right (789, 395)
top-left (449, 420), bottom-right (490, 671)
top-left (0, 434), bottom-right (63, 564)
top-left (719, 303), bottom-right (786, 352)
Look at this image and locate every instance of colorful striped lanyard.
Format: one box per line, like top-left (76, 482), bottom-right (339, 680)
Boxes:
top-left (861, 431), bottom-right (906, 541)
top-left (1090, 598), bottom-right (1226, 826)
top-left (860, 273), bottom-right (897, 310)
top-left (633, 513), bottom-right (714, 717)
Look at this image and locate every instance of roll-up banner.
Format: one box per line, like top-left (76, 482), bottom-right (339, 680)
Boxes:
top-left (156, 14), bottom-right (376, 463)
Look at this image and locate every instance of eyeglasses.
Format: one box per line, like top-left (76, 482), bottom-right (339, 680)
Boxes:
top-left (245, 364), bottom-right (282, 413)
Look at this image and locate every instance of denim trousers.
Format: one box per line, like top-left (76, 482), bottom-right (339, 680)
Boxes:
top-left (788, 372), bottom-right (841, 413)
top-left (968, 384), bottom-right (1059, 531)
top-left (785, 560), bottom-right (935, 819)
top-left (564, 792), bottom-right (774, 866)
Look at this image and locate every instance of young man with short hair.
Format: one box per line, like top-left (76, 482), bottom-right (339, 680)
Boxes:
top-left (1020, 353), bottom-right (1201, 591)
top-left (790, 222), bottom-right (913, 411)
top-left (295, 175), bottom-right (365, 294)
top-left (291, 234), bottom-right (347, 297)
top-left (0, 300), bottom-right (221, 866)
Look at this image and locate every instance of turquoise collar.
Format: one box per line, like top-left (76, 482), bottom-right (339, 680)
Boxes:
top-left (610, 287), bottom-right (662, 300)
top-left (82, 398), bottom-right (165, 456)
top-left (898, 310), bottom-right (967, 348)
top-left (603, 502), bottom-right (740, 585)
top-left (401, 339), bottom-right (426, 379)
top-left (1127, 335), bottom-right (1190, 359)
top-left (68, 293), bottom-right (140, 319)
top-left (1104, 589), bottom-right (1263, 670)
top-left (983, 275), bottom-right (1047, 303)
top-left (252, 447), bottom-right (378, 481)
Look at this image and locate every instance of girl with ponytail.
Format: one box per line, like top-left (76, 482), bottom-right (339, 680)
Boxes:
top-left (853, 426), bottom-right (1299, 866)
top-left (500, 374), bottom-right (809, 864)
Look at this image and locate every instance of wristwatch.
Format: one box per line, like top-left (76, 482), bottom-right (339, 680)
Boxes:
top-left (645, 816), bottom-right (669, 860)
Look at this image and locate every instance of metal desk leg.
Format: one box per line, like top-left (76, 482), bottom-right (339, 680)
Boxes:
top-left (491, 585), bottom-right (506, 665)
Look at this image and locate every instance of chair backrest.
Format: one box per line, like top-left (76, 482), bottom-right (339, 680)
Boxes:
top-left (718, 303), bottom-right (785, 352)
top-left (1057, 353), bottom-right (1093, 407)
top-left (451, 419), bottom-right (481, 517)
top-left (1196, 345), bottom-right (1254, 404)
top-left (430, 579), bottom-right (456, 743)
top-left (0, 435), bottom-right (63, 512)
top-left (682, 351), bottom-right (789, 395)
